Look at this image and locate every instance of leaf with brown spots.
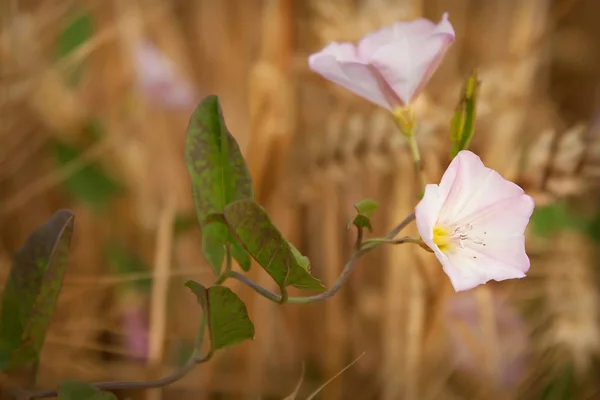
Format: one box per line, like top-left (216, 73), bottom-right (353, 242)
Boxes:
top-left (185, 96), bottom-right (253, 274)
top-left (0, 210), bottom-right (74, 370)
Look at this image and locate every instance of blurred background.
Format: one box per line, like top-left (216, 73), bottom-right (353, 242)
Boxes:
top-left (1, 0), bottom-right (600, 399)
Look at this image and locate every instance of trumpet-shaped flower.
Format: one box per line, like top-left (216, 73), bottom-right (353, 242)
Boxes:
top-left (415, 150), bottom-right (535, 292)
top-left (308, 13), bottom-right (455, 110)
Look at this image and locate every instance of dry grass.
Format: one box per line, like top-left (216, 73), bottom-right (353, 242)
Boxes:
top-left (1, 0), bottom-right (600, 399)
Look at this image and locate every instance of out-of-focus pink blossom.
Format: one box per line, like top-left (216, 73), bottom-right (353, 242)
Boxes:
top-left (308, 13), bottom-right (455, 110)
top-left (123, 302), bottom-right (149, 361)
top-left (132, 40), bottom-right (199, 109)
top-left (415, 150), bottom-right (535, 292)
top-left (445, 289), bottom-right (529, 390)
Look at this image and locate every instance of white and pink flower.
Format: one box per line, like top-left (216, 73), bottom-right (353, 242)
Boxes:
top-left (308, 13), bottom-right (455, 110)
top-left (415, 151), bottom-right (535, 292)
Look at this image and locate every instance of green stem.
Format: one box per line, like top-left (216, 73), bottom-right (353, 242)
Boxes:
top-left (226, 212), bottom-right (417, 305)
top-left (362, 236), bottom-right (422, 247)
top-left (22, 309), bottom-right (211, 399)
top-left (407, 133), bottom-right (427, 196)
top-left (227, 247), bottom-right (367, 304)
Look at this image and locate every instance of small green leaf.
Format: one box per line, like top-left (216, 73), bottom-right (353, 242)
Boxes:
top-left (58, 380), bottom-right (117, 400)
top-left (105, 242), bottom-right (151, 293)
top-left (450, 69), bottom-right (480, 157)
top-left (185, 96), bottom-right (254, 275)
top-left (185, 282), bottom-right (254, 351)
top-left (353, 199), bottom-right (379, 217)
top-left (223, 200), bottom-right (324, 292)
top-left (348, 199), bottom-right (378, 232)
top-left (0, 210), bottom-right (74, 370)
top-left (51, 140), bottom-right (124, 213)
top-left (57, 11), bottom-right (93, 86)
top-left (349, 215), bottom-right (372, 233)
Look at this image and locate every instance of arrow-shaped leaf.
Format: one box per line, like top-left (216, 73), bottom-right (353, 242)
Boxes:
top-left (223, 200), bottom-right (324, 292)
top-left (185, 95), bottom-right (254, 275)
top-left (185, 281), bottom-right (254, 351)
top-left (0, 210), bottom-right (75, 370)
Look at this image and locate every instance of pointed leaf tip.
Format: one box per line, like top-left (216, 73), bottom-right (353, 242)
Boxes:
top-left (223, 199), bottom-right (324, 292)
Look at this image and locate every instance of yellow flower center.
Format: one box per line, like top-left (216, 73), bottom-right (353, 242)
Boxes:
top-left (433, 225), bottom-right (451, 252)
top-left (431, 223), bottom-right (488, 254)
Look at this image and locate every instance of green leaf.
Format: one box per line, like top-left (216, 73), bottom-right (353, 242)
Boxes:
top-left (353, 199), bottom-right (379, 217)
top-left (201, 224), bottom-right (226, 275)
top-left (348, 199), bottom-right (378, 232)
top-left (289, 242), bottom-right (310, 273)
top-left (185, 281), bottom-right (254, 351)
top-left (185, 96), bottom-right (254, 275)
top-left (51, 140), bottom-right (124, 213)
top-left (450, 69), bottom-right (480, 157)
top-left (206, 286), bottom-right (255, 350)
top-left (531, 202), bottom-right (586, 238)
top-left (537, 365), bottom-right (575, 400)
top-left (57, 11), bottom-right (93, 86)
top-left (105, 242), bottom-right (151, 293)
top-left (586, 209), bottom-right (600, 244)
top-left (58, 380), bottom-right (117, 400)
top-left (223, 200), bottom-right (325, 292)
top-left (173, 212), bottom-right (199, 236)
top-left (184, 281), bottom-right (209, 309)
top-left (0, 210), bottom-right (74, 370)
top-left (230, 241), bottom-right (251, 272)
top-left (348, 215), bottom-right (372, 233)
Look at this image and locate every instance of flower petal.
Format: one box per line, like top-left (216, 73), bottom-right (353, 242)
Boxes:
top-left (465, 235), bottom-right (530, 273)
top-left (368, 13), bottom-right (455, 104)
top-left (437, 150), bottom-right (528, 225)
top-left (308, 42), bottom-right (391, 109)
top-left (356, 18), bottom-right (439, 60)
top-left (467, 194), bottom-right (535, 237)
top-left (441, 241), bottom-right (528, 292)
top-left (415, 183), bottom-right (444, 246)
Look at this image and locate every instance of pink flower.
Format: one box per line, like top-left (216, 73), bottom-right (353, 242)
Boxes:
top-left (445, 289), bottom-right (529, 389)
top-left (415, 151), bottom-right (535, 292)
top-left (123, 302), bottom-right (149, 362)
top-left (308, 13), bottom-right (455, 110)
top-left (133, 40), bottom-right (199, 109)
